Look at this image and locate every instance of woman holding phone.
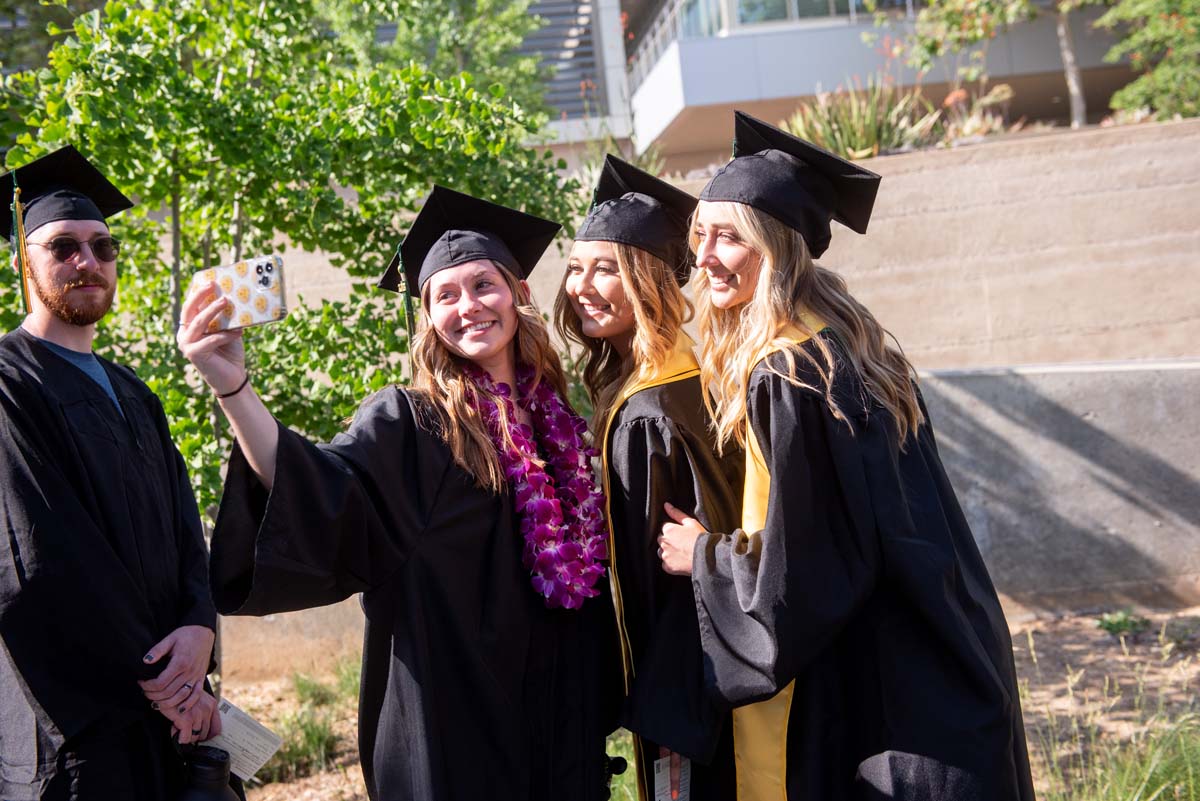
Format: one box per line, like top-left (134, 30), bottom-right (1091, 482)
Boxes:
top-left (556, 155), bottom-right (741, 801)
top-left (177, 187), bottom-right (617, 800)
top-left (657, 112), bottom-right (1035, 801)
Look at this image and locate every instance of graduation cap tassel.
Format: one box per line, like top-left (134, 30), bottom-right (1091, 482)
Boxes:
top-left (397, 247), bottom-right (417, 383)
top-left (10, 179), bottom-right (32, 314)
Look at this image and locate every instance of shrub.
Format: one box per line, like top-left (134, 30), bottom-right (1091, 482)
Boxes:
top-left (1097, 609), bottom-right (1152, 639)
top-left (939, 83), bottom-right (1018, 143)
top-left (292, 672), bottom-right (338, 708)
top-left (782, 75), bottom-right (943, 161)
top-left (334, 654), bottom-right (362, 704)
top-left (258, 705), bottom-right (339, 784)
top-left (1098, 0), bottom-right (1200, 119)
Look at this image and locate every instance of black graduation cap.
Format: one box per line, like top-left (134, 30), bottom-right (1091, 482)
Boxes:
top-left (575, 155), bottom-right (697, 283)
top-left (1, 145), bottom-right (133, 239)
top-left (699, 110), bottom-right (881, 258)
top-left (379, 185), bottom-right (562, 294)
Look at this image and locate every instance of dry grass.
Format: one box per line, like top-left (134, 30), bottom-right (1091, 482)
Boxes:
top-left (1015, 609), bottom-right (1200, 799)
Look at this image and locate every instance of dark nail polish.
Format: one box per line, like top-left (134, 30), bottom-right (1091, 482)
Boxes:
top-left (143, 654), bottom-right (153, 662)
top-left (151, 702), bottom-right (159, 710)
top-left (178, 706), bottom-right (186, 713)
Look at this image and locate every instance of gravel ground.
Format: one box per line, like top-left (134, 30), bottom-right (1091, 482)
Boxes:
top-left (225, 607), bottom-right (1200, 799)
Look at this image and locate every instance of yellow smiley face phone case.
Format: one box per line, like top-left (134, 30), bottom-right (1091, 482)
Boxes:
top-left (189, 255), bottom-right (288, 332)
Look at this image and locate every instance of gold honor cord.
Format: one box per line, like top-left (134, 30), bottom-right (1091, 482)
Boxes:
top-left (11, 181), bottom-right (32, 314)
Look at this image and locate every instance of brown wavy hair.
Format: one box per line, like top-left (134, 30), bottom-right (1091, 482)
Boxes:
top-left (410, 265), bottom-right (568, 493)
top-left (554, 241), bottom-right (692, 429)
top-left (692, 201), bottom-right (922, 451)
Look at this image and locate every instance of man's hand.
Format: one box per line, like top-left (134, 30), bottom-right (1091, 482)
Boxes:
top-left (659, 503), bottom-right (705, 576)
top-left (163, 690), bottom-right (224, 745)
top-left (138, 625), bottom-right (215, 716)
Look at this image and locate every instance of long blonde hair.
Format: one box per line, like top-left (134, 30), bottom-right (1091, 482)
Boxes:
top-left (411, 265), bottom-right (568, 493)
top-left (692, 201), bottom-right (922, 451)
top-left (554, 241), bottom-right (692, 429)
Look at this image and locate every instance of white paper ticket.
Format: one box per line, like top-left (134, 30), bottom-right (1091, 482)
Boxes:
top-left (653, 754), bottom-right (692, 801)
top-left (204, 699), bottom-right (283, 781)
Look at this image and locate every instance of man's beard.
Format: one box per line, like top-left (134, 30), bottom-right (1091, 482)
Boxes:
top-left (30, 268), bottom-right (116, 326)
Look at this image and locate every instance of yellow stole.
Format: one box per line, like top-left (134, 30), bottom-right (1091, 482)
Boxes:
top-left (599, 333), bottom-right (702, 801)
top-left (731, 319), bottom-right (823, 801)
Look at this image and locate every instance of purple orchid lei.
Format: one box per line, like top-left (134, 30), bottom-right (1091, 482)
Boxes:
top-left (465, 363), bottom-right (608, 610)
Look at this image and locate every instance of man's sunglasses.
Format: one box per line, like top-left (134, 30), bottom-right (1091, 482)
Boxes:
top-left (28, 235), bottom-right (121, 263)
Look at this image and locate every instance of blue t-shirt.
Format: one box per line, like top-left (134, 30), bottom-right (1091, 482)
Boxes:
top-left (37, 336), bottom-right (124, 415)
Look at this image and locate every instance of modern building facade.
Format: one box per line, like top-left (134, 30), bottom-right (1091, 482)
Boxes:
top-left (529, 0), bottom-right (1134, 173)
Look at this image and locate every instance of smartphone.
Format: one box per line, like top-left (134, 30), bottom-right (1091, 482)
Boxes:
top-left (190, 254), bottom-right (288, 333)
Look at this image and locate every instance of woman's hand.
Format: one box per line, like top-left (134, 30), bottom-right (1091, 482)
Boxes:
top-left (176, 282), bottom-right (246, 396)
top-left (659, 503), bottom-right (706, 576)
top-left (164, 690), bottom-right (224, 745)
top-left (176, 280), bottom-right (280, 489)
top-left (138, 625), bottom-right (215, 717)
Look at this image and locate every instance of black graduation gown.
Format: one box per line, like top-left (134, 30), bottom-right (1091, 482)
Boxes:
top-left (0, 328), bottom-right (216, 799)
top-left (210, 387), bottom-right (615, 801)
top-left (691, 332), bottom-right (1036, 801)
top-left (603, 348), bottom-right (741, 801)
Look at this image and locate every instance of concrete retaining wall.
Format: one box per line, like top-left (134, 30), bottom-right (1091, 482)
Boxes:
top-left (530, 118), bottom-right (1200, 370)
top-left (922, 361), bottom-right (1200, 620)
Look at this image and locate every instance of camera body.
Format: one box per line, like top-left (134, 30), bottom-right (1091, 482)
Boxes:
top-left (190, 255), bottom-right (288, 332)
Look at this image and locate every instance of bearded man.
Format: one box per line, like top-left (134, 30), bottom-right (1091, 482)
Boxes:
top-left (0, 146), bottom-right (226, 800)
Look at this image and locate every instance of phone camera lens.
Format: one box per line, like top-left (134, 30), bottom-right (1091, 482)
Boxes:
top-left (255, 264), bottom-right (264, 275)
top-left (265, 263), bottom-right (274, 273)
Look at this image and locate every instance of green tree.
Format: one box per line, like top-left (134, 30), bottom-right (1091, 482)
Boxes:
top-left (1, 0), bottom-right (583, 518)
top-left (881, 0), bottom-right (1034, 85)
top-left (870, 0), bottom-right (1095, 128)
top-left (1098, 0), bottom-right (1200, 117)
top-left (318, 0), bottom-right (549, 115)
top-left (0, 0), bottom-right (105, 70)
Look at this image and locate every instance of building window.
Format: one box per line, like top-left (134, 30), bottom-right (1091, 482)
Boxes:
top-left (738, 0), bottom-right (791, 24)
top-left (681, 0), bottom-right (723, 37)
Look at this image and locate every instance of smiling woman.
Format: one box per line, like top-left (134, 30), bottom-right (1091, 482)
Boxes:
top-left (424, 261), bottom-right (522, 389)
top-left (556, 155), bottom-right (741, 801)
top-left (659, 111), bottom-right (1036, 801)
top-left (177, 186), bottom-right (621, 801)
top-left (691, 202), bottom-right (763, 310)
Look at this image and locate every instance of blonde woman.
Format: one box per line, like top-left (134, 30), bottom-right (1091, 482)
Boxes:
top-left (177, 187), bottom-right (616, 801)
top-left (556, 156), bottom-right (740, 801)
top-left (658, 113), bottom-right (1036, 801)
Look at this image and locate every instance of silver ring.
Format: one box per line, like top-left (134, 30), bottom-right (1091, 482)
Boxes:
top-left (182, 682), bottom-right (193, 690)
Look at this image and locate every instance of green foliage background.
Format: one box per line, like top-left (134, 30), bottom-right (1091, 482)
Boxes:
top-left (1099, 0), bottom-right (1200, 117)
top-left (0, 0), bottom-right (585, 519)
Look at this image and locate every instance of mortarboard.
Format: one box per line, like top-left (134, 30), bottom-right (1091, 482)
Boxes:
top-left (699, 110), bottom-right (881, 258)
top-left (378, 185), bottom-right (561, 294)
top-left (1, 145), bottom-right (133, 240)
top-left (575, 155), bottom-right (697, 283)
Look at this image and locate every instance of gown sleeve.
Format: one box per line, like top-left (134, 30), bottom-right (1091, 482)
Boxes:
top-left (609, 416), bottom-right (730, 761)
top-left (209, 388), bottom-right (428, 616)
top-left (691, 369), bottom-right (881, 706)
top-left (0, 374), bottom-right (164, 738)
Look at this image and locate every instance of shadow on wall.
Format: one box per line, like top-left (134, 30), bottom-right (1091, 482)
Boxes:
top-left (921, 366), bottom-right (1200, 617)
